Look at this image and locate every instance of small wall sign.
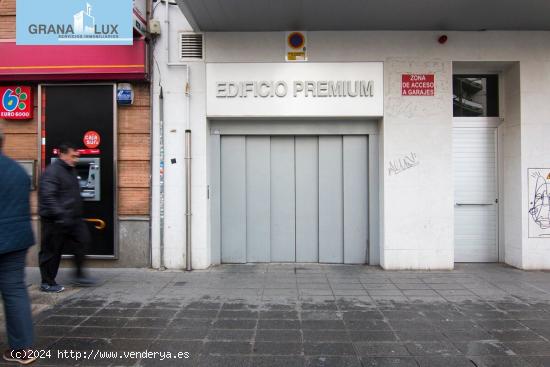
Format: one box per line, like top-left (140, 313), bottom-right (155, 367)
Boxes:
top-left (0, 86), bottom-right (33, 120)
top-left (83, 130), bottom-right (101, 148)
top-left (286, 31), bottom-right (307, 62)
top-left (402, 74), bottom-right (435, 96)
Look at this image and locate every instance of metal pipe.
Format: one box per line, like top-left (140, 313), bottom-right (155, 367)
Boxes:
top-left (185, 67), bottom-right (192, 271)
top-left (159, 86), bottom-right (166, 270)
top-left (185, 129), bottom-right (192, 271)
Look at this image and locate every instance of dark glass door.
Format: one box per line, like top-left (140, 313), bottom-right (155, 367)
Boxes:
top-left (43, 85), bottom-right (116, 257)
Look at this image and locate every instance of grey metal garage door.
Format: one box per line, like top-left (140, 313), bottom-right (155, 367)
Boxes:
top-left (220, 135), bottom-right (368, 264)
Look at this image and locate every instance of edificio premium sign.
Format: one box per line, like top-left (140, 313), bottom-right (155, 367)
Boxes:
top-left (216, 80), bottom-right (374, 98)
top-left (207, 63), bottom-right (383, 117)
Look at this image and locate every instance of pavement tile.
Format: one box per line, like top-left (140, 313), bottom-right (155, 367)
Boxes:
top-left (394, 330), bottom-right (448, 342)
top-left (255, 330), bottom-right (302, 342)
top-left (124, 317), bottom-right (170, 328)
top-left (81, 316), bottom-right (130, 328)
top-left (38, 315), bottom-right (86, 326)
top-left (203, 341), bottom-right (252, 355)
top-left (523, 356), bottom-right (550, 367)
top-left (303, 342), bottom-right (356, 356)
top-left (414, 356), bottom-right (475, 367)
top-left (349, 331), bottom-right (398, 342)
top-left (196, 355), bottom-right (251, 367)
top-left (300, 311), bottom-right (341, 320)
top-left (93, 307), bottom-right (138, 317)
top-left (477, 320), bottom-right (528, 331)
top-left (34, 325), bottom-right (73, 337)
top-left (443, 329), bottom-right (493, 341)
top-left (113, 327), bottom-right (163, 339)
top-left (306, 356), bottom-right (362, 367)
top-left (388, 320), bottom-right (435, 330)
top-left (206, 329), bottom-right (254, 342)
top-left (360, 357), bottom-right (418, 366)
top-left (344, 319), bottom-right (392, 331)
top-left (342, 311), bottom-right (384, 320)
top-left (258, 319), bottom-right (300, 329)
top-left (404, 341), bottom-right (461, 356)
top-left (218, 310), bottom-right (259, 319)
top-left (253, 342), bottom-right (303, 355)
top-left (503, 341), bottom-right (550, 356)
top-left (134, 308), bottom-right (178, 318)
top-left (453, 341), bottom-right (515, 356)
top-left (301, 320), bottom-right (345, 330)
top-left (52, 307), bottom-right (99, 316)
top-left (169, 318), bottom-right (214, 329)
top-left (489, 330), bottom-right (546, 342)
top-left (469, 355), bottom-right (535, 367)
top-left (303, 330), bottom-right (350, 342)
top-left (354, 342), bottom-right (410, 357)
top-left (66, 326), bottom-right (118, 338)
top-left (213, 319), bottom-right (257, 329)
top-left (260, 310), bottom-right (299, 319)
top-left (175, 309), bottom-right (219, 318)
top-left (249, 356), bottom-right (306, 367)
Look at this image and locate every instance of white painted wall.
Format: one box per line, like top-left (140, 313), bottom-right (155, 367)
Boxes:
top-left (151, 3), bottom-right (209, 269)
top-left (152, 9), bottom-right (550, 269)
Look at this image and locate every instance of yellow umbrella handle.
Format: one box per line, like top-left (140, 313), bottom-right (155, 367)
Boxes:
top-left (84, 218), bottom-right (106, 230)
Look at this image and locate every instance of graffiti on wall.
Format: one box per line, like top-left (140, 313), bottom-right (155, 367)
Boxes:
top-left (388, 152), bottom-right (419, 176)
top-left (528, 168), bottom-right (550, 238)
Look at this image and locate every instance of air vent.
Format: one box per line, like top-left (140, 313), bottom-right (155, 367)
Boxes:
top-left (179, 33), bottom-right (203, 60)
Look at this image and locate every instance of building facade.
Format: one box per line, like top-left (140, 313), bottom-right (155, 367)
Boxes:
top-left (0, 0), bottom-right (151, 267)
top-left (150, 2), bottom-right (550, 270)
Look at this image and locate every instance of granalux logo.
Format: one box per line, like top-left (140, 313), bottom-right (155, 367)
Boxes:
top-left (17, 0), bottom-right (133, 45)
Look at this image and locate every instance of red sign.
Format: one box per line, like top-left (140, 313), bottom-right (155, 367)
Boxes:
top-left (83, 131), bottom-right (101, 149)
top-left (0, 86), bottom-right (33, 119)
top-left (53, 148), bottom-right (100, 155)
top-left (402, 74), bottom-right (435, 96)
top-left (0, 40), bottom-right (147, 82)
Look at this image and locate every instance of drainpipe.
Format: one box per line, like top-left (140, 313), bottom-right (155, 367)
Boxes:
top-left (164, 0), bottom-right (192, 270)
top-left (159, 86), bottom-right (166, 270)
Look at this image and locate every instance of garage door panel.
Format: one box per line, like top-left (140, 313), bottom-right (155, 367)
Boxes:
top-left (270, 136), bottom-right (296, 262)
top-left (319, 136), bottom-right (344, 263)
top-left (343, 136), bottom-right (368, 264)
top-left (296, 136), bottom-right (319, 262)
top-left (220, 132), bottom-right (370, 265)
top-left (221, 136), bottom-right (247, 263)
top-left (246, 136), bottom-right (271, 262)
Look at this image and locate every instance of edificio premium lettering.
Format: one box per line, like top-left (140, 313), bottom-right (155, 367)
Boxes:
top-left (216, 80), bottom-right (374, 98)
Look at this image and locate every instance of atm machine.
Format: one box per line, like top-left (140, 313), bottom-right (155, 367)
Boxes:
top-left (41, 84), bottom-right (116, 258)
top-left (75, 158), bottom-right (101, 201)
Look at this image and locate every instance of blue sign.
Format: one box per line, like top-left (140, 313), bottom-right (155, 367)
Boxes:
top-left (17, 0), bottom-right (133, 45)
top-left (117, 89), bottom-right (133, 105)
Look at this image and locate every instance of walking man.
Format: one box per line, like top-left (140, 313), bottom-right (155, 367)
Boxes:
top-left (38, 143), bottom-right (97, 292)
top-left (0, 130), bottom-right (37, 364)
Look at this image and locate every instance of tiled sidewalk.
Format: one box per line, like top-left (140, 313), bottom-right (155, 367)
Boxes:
top-left (1, 263), bottom-right (550, 366)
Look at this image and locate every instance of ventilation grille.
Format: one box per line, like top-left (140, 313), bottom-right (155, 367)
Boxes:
top-left (179, 33), bottom-right (203, 60)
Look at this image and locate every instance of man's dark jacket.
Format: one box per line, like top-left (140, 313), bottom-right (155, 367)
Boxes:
top-left (39, 159), bottom-right (83, 227)
top-left (0, 154), bottom-right (34, 255)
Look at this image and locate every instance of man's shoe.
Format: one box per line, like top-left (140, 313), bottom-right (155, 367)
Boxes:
top-left (3, 349), bottom-right (37, 365)
top-left (70, 276), bottom-right (99, 287)
top-left (40, 283), bottom-right (65, 293)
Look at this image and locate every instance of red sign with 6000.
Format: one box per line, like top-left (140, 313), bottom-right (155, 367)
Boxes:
top-left (0, 86), bottom-right (33, 120)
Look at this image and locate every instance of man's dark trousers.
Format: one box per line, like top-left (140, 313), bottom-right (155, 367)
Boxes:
top-left (39, 220), bottom-right (89, 286)
top-left (0, 249), bottom-right (33, 350)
